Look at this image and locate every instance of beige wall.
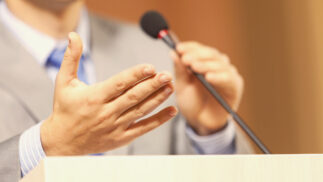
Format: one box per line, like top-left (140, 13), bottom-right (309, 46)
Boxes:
top-left (86, 0), bottom-right (323, 153)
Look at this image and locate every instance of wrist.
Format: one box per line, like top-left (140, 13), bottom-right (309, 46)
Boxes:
top-left (40, 116), bottom-right (75, 156)
top-left (190, 121), bottom-right (229, 136)
top-left (188, 114), bottom-right (229, 136)
top-left (40, 116), bottom-right (57, 156)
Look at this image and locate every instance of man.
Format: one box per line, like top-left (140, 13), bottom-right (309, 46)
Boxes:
top-left (0, 0), bottom-right (252, 181)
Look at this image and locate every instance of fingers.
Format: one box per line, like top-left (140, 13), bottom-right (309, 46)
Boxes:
top-left (97, 64), bottom-right (156, 101)
top-left (177, 41), bottom-right (220, 57)
top-left (115, 84), bottom-right (174, 128)
top-left (176, 42), bottom-right (229, 66)
top-left (57, 32), bottom-right (83, 85)
top-left (181, 49), bottom-right (218, 65)
top-left (177, 41), bottom-right (204, 53)
top-left (181, 49), bottom-right (227, 66)
top-left (205, 71), bottom-right (242, 89)
top-left (191, 61), bottom-right (231, 74)
top-left (110, 72), bottom-right (173, 115)
top-left (123, 106), bottom-right (178, 140)
top-left (171, 41), bottom-right (234, 80)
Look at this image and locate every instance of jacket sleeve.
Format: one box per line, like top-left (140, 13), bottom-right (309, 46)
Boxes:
top-left (0, 88), bottom-right (37, 181)
top-left (0, 135), bottom-right (21, 182)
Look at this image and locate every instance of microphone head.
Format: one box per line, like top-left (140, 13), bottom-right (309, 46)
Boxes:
top-left (140, 11), bottom-right (169, 39)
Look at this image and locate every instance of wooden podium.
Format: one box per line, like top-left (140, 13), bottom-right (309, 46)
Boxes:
top-left (20, 155), bottom-right (323, 182)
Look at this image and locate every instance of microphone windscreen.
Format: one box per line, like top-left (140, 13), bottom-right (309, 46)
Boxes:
top-left (140, 11), bottom-right (169, 39)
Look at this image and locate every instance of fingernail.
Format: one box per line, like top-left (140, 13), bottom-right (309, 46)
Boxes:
top-left (159, 74), bottom-right (172, 83)
top-left (164, 87), bottom-right (173, 95)
top-left (143, 66), bottom-right (155, 76)
top-left (169, 108), bottom-right (178, 116)
top-left (68, 32), bottom-right (73, 45)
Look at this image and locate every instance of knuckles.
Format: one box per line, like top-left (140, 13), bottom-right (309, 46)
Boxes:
top-left (134, 107), bottom-right (145, 118)
top-left (221, 54), bottom-right (230, 63)
top-left (115, 81), bottom-right (126, 92)
top-left (127, 93), bottom-right (140, 104)
top-left (134, 64), bottom-right (155, 78)
top-left (151, 79), bottom-right (161, 90)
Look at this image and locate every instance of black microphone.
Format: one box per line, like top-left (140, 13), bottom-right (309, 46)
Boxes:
top-left (140, 10), bottom-right (271, 154)
top-left (140, 11), bottom-right (176, 49)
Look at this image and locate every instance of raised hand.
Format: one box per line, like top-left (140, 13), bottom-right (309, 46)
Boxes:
top-left (41, 32), bottom-right (178, 155)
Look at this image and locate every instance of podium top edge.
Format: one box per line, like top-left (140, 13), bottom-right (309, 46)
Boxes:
top-left (44, 154), bottom-right (323, 160)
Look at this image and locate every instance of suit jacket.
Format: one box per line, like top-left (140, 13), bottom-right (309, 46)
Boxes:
top-left (0, 14), bottom-right (253, 181)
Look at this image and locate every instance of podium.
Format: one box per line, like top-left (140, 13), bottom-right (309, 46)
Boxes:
top-left (20, 155), bottom-right (323, 182)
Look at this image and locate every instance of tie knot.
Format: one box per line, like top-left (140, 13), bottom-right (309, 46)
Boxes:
top-left (46, 48), bottom-right (65, 68)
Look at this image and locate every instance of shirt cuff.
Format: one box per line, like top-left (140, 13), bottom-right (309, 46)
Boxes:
top-left (19, 122), bottom-right (46, 177)
top-left (186, 120), bottom-right (236, 154)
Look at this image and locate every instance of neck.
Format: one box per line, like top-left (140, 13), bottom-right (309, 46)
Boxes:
top-left (5, 0), bottom-right (84, 39)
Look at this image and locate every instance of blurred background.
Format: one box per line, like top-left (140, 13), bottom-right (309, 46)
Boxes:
top-left (86, 0), bottom-right (323, 153)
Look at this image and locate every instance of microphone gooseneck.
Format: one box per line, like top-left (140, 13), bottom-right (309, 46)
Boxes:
top-left (140, 10), bottom-right (271, 154)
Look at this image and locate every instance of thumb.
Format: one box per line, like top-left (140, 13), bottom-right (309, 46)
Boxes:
top-left (56, 32), bottom-right (83, 85)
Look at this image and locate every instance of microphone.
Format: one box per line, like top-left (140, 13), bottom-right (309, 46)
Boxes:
top-left (140, 11), bottom-right (176, 49)
top-left (140, 10), bottom-right (271, 154)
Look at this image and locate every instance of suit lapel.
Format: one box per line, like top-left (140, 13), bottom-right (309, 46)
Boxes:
top-left (0, 21), bottom-right (54, 122)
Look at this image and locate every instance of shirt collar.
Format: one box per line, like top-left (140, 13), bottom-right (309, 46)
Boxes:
top-left (0, 1), bottom-right (90, 66)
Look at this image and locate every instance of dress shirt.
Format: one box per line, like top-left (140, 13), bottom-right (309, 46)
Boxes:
top-left (0, 1), bottom-right (236, 177)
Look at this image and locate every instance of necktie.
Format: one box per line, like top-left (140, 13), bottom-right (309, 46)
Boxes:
top-left (46, 48), bottom-right (88, 84)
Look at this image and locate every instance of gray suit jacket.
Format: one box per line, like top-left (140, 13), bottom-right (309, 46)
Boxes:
top-left (0, 14), bottom-right (253, 181)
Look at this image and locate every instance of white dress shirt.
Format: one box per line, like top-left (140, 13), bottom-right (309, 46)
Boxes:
top-left (0, 1), bottom-right (236, 177)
